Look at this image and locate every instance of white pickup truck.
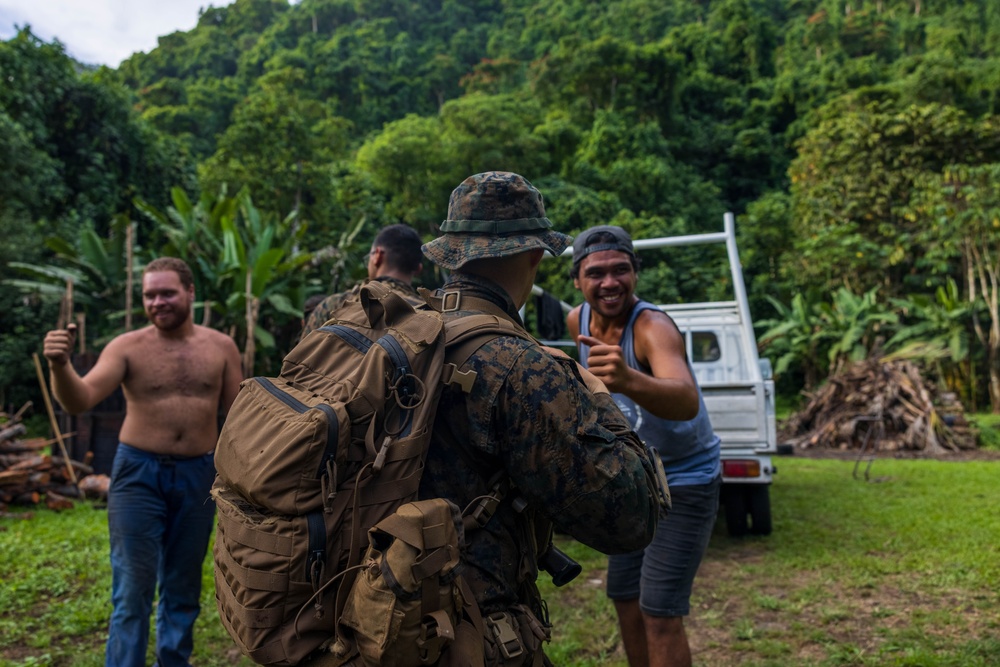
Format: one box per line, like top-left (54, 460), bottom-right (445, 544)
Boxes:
top-left (535, 212), bottom-right (778, 537)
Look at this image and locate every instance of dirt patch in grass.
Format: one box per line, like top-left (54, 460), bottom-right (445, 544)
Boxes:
top-left (0, 634), bottom-right (106, 666)
top-left (687, 538), bottom-right (997, 666)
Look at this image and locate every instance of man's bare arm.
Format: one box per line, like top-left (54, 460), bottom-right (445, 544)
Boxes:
top-left (630, 310), bottom-right (699, 420)
top-left (566, 305), bottom-right (582, 341)
top-left (579, 311), bottom-right (699, 421)
top-left (44, 326), bottom-right (128, 415)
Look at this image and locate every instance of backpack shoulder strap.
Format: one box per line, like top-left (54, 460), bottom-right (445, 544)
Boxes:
top-left (420, 286), bottom-right (538, 394)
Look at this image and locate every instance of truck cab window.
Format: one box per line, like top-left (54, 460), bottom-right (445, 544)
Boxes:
top-left (691, 331), bottom-right (721, 363)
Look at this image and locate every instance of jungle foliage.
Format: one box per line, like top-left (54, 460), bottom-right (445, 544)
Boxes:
top-left (4, 0), bottom-right (1000, 410)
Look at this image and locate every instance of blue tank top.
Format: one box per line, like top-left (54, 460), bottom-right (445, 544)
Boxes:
top-left (579, 300), bottom-right (721, 486)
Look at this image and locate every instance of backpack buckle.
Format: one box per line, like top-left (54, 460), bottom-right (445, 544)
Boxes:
top-left (486, 612), bottom-right (523, 659)
top-left (442, 363), bottom-right (477, 393)
top-left (440, 291), bottom-right (462, 312)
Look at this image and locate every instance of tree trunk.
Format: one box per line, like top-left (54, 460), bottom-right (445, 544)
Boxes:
top-left (971, 242), bottom-right (1000, 411)
top-left (990, 321), bottom-right (1000, 412)
top-left (125, 222), bottom-right (134, 331)
top-left (243, 269), bottom-right (258, 378)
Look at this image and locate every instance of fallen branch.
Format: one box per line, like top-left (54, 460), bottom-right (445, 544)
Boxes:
top-left (780, 358), bottom-right (975, 453)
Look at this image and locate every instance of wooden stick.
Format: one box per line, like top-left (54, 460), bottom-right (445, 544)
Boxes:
top-left (76, 313), bottom-right (86, 354)
top-left (58, 279), bottom-right (74, 329)
top-left (125, 221), bottom-right (134, 332)
top-left (244, 269), bottom-right (257, 377)
top-left (31, 353), bottom-right (78, 485)
top-left (12, 401), bottom-right (32, 422)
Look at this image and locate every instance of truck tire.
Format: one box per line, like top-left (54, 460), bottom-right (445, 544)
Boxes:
top-left (722, 486), bottom-right (749, 537)
top-left (747, 485), bottom-right (772, 536)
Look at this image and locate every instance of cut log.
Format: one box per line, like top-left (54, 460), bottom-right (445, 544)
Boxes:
top-left (51, 456), bottom-right (93, 476)
top-left (8, 455), bottom-right (52, 471)
top-left (13, 491), bottom-right (41, 506)
top-left (46, 484), bottom-right (82, 499)
top-left (0, 434), bottom-right (76, 454)
top-left (0, 423), bottom-right (27, 442)
top-left (45, 491), bottom-right (75, 511)
top-left (0, 470), bottom-right (31, 487)
top-left (77, 474), bottom-right (110, 500)
top-left (28, 472), bottom-right (51, 487)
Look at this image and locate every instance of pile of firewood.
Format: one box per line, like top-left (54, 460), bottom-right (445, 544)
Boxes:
top-left (779, 358), bottom-right (976, 454)
top-left (1, 402), bottom-right (110, 518)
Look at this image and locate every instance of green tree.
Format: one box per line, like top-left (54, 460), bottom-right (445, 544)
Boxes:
top-left (199, 68), bottom-right (351, 233)
top-left (787, 101), bottom-right (1000, 296)
top-left (887, 278), bottom-right (979, 408)
top-left (354, 114), bottom-right (455, 229)
top-left (6, 213), bottom-right (147, 328)
top-left (915, 163), bottom-right (1000, 411)
top-left (530, 35), bottom-right (683, 126)
top-left (1, 28), bottom-right (186, 241)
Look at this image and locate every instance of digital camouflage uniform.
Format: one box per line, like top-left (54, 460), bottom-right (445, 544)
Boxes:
top-left (301, 276), bottom-right (421, 337)
top-left (419, 172), bottom-right (660, 666)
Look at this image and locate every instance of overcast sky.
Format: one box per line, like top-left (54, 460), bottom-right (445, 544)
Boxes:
top-left (0, 0), bottom-right (224, 68)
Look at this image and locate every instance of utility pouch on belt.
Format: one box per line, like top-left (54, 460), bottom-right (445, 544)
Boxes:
top-left (334, 498), bottom-right (470, 667)
top-left (481, 605), bottom-right (550, 667)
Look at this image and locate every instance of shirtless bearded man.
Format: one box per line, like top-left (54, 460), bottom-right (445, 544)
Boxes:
top-left (43, 257), bottom-right (243, 667)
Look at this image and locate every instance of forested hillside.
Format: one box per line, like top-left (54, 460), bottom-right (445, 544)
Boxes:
top-left (3, 0), bottom-right (1000, 411)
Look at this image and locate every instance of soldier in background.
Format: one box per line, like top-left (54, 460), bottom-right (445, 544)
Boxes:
top-left (418, 171), bottom-right (663, 665)
top-left (301, 223), bottom-right (424, 337)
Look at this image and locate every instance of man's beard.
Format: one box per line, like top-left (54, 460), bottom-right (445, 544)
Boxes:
top-left (148, 307), bottom-right (191, 331)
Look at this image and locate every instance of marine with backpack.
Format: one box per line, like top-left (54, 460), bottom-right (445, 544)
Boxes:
top-left (212, 171), bottom-right (666, 666)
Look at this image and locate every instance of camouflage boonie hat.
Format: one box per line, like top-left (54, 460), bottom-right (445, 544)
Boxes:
top-left (422, 171), bottom-right (572, 270)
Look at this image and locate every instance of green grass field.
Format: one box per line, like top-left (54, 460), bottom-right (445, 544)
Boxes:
top-left (2, 456), bottom-right (999, 667)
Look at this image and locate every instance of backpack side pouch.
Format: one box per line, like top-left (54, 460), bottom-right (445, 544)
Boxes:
top-left (337, 498), bottom-right (467, 667)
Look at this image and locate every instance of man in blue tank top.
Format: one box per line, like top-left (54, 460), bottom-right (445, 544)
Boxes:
top-left (567, 225), bottom-right (722, 667)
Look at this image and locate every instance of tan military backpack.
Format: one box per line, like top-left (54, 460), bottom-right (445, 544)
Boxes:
top-left (213, 280), bottom-right (530, 666)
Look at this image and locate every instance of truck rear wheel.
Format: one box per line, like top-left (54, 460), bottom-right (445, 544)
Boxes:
top-left (722, 485), bottom-right (748, 537)
top-left (747, 485), bottom-right (772, 536)
top-left (722, 485), bottom-right (772, 537)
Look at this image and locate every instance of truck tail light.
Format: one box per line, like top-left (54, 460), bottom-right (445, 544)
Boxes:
top-left (723, 460), bottom-right (761, 478)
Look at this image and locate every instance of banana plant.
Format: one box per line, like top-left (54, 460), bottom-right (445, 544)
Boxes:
top-left (217, 190), bottom-right (311, 348)
top-left (137, 186), bottom-right (312, 374)
top-left (757, 290), bottom-right (828, 390)
top-left (134, 187), bottom-right (236, 324)
top-left (5, 213), bottom-right (139, 345)
top-left (818, 286), bottom-right (898, 376)
top-left (887, 277), bottom-right (978, 406)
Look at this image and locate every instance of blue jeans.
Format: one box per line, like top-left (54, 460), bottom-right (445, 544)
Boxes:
top-left (105, 444), bottom-right (216, 667)
top-left (606, 475), bottom-right (720, 617)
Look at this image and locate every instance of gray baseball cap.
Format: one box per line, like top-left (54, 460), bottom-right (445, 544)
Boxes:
top-left (571, 225), bottom-right (636, 265)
